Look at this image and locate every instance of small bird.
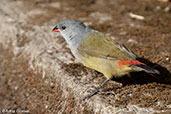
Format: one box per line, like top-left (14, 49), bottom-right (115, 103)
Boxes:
top-left (52, 20), bottom-right (159, 101)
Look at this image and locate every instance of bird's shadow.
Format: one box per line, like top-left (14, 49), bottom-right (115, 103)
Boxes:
top-left (112, 58), bottom-right (171, 86)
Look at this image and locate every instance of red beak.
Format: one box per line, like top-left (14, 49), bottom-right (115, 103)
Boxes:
top-left (53, 29), bottom-right (60, 32)
top-left (52, 26), bottom-right (60, 32)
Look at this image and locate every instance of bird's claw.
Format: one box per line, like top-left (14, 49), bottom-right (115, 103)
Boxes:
top-left (97, 91), bottom-right (114, 95)
top-left (81, 89), bottom-right (99, 101)
top-left (81, 90), bottom-right (114, 101)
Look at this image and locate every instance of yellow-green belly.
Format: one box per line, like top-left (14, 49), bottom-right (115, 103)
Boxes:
top-left (79, 56), bottom-right (132, 79)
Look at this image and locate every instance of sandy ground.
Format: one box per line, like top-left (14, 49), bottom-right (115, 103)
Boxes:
top-left (0, 0), bottom-right (171, 113)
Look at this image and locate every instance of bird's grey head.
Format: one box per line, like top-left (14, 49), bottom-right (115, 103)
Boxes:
top-left (53, 20), bottom-right (91, 47)
top-left (53, 20), bottom-right (92, 61)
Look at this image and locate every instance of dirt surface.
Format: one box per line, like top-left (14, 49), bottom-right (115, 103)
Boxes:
top-left (0, 47), bottom-right (94, 114)
top-left (0, 0), bottom-right (171, 113)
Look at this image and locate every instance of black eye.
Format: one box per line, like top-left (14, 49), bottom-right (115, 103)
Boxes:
top-left (62, 26), bottom-right (66, 30)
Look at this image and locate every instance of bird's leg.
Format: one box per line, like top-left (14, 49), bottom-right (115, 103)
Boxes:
top-left (81, 79), bottom-right (110, 101)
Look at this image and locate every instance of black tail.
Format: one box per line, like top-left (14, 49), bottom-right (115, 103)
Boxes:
top-left (130, 64), bottom-right (160, 74)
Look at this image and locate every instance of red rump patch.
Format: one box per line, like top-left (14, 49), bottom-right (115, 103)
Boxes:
top-left (119, 60), bottom-right (145, 67)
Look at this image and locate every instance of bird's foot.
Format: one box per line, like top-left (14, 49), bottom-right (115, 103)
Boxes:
top-left (97, 91), bottom-right (114, 95)
top-left (81, 89), bottom-right (114, 101)
top-left (81, 79), bottom-right (110, 101)
top-left (81, 89), bottom-right (99, 101)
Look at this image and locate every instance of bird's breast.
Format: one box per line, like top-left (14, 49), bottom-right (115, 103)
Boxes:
top-left (78, 55), bottom-right (132, 79)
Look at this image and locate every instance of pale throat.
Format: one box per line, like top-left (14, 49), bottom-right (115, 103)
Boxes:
top-left (61, 27), bottom-right (92, 61)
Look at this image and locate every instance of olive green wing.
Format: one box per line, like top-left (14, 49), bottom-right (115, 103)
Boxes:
top-left (77, 31), bottom-right (137, 60)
